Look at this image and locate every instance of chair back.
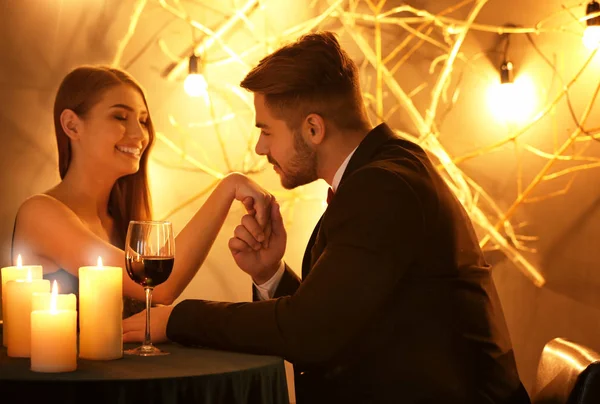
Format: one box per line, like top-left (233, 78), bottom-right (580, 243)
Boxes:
top-left (532, 338), bottom-right (600, 404)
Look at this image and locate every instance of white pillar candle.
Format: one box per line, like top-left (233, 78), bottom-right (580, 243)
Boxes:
top-left (5, 274), bottom-right (50, 357)
top-left (32, 281), bottom-right (76, 312)
top-left (1, 254), bottom-right (43, 347)
top-left (79, 257), bottom-right (123, 360)
top-left (31, 280), bottom-right (77, 372)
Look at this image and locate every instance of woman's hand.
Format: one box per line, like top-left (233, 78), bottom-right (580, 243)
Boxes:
top-left (123, 305), bottom-right (174, 343)
top-left (226, 173), bottom-right (273, 246)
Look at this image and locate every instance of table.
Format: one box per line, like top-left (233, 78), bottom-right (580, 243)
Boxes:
top-left (0, 329), bottom-right (289, 404)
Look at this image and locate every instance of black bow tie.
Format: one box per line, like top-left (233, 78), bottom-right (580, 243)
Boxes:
top-left (327, 187), bottom-right (335, 204)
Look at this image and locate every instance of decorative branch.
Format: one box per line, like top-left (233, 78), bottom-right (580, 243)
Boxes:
top-left (161, 0), bottom-right (259, 80)
top-left (154, 132), bottom-right (225, 179)
top-left (424, 0), bottom-right (488, 136)
top-left (112, 0), bottom-right (148, 67)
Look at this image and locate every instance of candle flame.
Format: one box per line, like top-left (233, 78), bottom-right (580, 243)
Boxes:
top-left (97, 256), bottom-right (103, 267)
top-left (50, 280), bottom-right (58, 312)
top-left (17, 254), bottom-right (22, 267)
top-left (26, 268), bottom-right (32, 282)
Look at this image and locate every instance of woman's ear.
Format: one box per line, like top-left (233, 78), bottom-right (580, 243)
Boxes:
top-left (60, 109), bottom-right (81, 140)
top-left (304, 114), bottom-right (325, 145)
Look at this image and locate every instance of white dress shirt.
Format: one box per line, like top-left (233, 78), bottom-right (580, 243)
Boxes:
top-left (254, 147), bottom-right (358, 300)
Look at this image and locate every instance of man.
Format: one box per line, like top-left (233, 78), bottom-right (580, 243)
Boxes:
top-left (124, 31), bottom-right (530, 404)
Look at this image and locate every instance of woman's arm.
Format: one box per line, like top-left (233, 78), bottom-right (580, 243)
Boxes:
top-left (153, 173), bottom-right (271, 303)
top-left (13, 173), bottom-right (271, 305)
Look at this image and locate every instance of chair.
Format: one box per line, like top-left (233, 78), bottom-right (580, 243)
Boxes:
top-left (532, 338), bottom-right (600, 404)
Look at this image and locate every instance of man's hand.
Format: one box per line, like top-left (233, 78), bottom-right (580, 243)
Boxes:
top-left (229, 201), bottom-right (287, 284)
top-left (123, 305), bottom-right (174, 343)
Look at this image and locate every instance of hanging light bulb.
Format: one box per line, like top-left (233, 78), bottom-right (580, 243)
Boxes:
top-left (500, 60), bottom-right (514, 85)
top-left (583, 1), bottom-right (600, 50)
top-left (488, 61), bottom-right (536, 124)
top-left (184, 54), bottom-right (209, 99)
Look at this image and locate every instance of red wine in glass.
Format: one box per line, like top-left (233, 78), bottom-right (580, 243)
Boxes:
top-left (126, 256), bottom-right (174, 288)
top-left (124, 220), bottom-right (175, 356)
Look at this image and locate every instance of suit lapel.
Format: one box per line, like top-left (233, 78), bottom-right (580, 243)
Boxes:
top-left (302, 215), bottom-right (323, 279)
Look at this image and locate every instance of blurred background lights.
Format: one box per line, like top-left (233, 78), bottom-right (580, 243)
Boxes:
top-left (184, 54), bottom-right (209, 103)
top-left (488, 61), bottom-right (537, 124)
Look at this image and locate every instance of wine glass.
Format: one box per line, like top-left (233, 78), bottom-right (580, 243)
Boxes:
top-left (124, 220), bottom-right (175, 356)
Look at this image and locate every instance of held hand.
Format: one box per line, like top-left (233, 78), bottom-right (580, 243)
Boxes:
top-left (228, 201), bottom-right (287, 284)
top-left (123, 305), bottom-right (174, 343)
top-left (228, 173), bottom-right (273, 244)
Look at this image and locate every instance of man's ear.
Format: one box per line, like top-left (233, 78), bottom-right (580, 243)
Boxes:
top-left (304, 114), bottom-right (325, 146)
top-left (60, 109), bottom-right (81, 140)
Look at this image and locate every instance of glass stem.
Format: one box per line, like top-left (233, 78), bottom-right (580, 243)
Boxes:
top-left (144, 287), bottom-right (153, 347)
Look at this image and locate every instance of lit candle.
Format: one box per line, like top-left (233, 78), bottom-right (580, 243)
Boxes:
top-left (31, 280), bottom-right (77, 372)
top-left (5, 269), bottom-right (50, 357)
top-left (32, 281), bottom-right (76, 312)
top-left (79, 257), bottom-right (123, 360)
top-left (1, 254), bottom-right (43, 347)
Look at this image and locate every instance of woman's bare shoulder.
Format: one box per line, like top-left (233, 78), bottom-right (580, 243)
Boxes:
top-left (17, 193), bottom-right (78, 227)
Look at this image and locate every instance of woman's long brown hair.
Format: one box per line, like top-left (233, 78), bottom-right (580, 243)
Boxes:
top-left (53, 66), bottom-right (154, 248)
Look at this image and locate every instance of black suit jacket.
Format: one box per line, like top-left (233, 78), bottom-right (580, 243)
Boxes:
top-left (168, 123), bottom-right (531, 404)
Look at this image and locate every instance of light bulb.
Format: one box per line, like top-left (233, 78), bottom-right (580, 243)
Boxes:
top-left (488, 74), bottom-right (537, 124)
top-left (184, 73), bottom-right (208, 98)
top-left (583, 25), bottom-right (600, 49)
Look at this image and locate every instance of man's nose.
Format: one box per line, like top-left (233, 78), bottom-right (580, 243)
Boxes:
top-left (255, 136), bottom-right (267, 156)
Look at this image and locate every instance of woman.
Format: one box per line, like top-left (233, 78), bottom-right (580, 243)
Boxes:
top-left (11, 66), bottom-right (271, 318)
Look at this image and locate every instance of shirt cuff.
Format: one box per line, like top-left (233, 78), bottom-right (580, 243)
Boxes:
top-left (253, 261), bottom-right (285, 300)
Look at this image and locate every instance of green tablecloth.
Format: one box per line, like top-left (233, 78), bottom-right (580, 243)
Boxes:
top-left (0, 328), bottom-right (289, 404)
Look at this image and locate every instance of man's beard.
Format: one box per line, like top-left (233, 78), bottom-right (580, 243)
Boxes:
top-left (271, 131), bottom-right (318, 190)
